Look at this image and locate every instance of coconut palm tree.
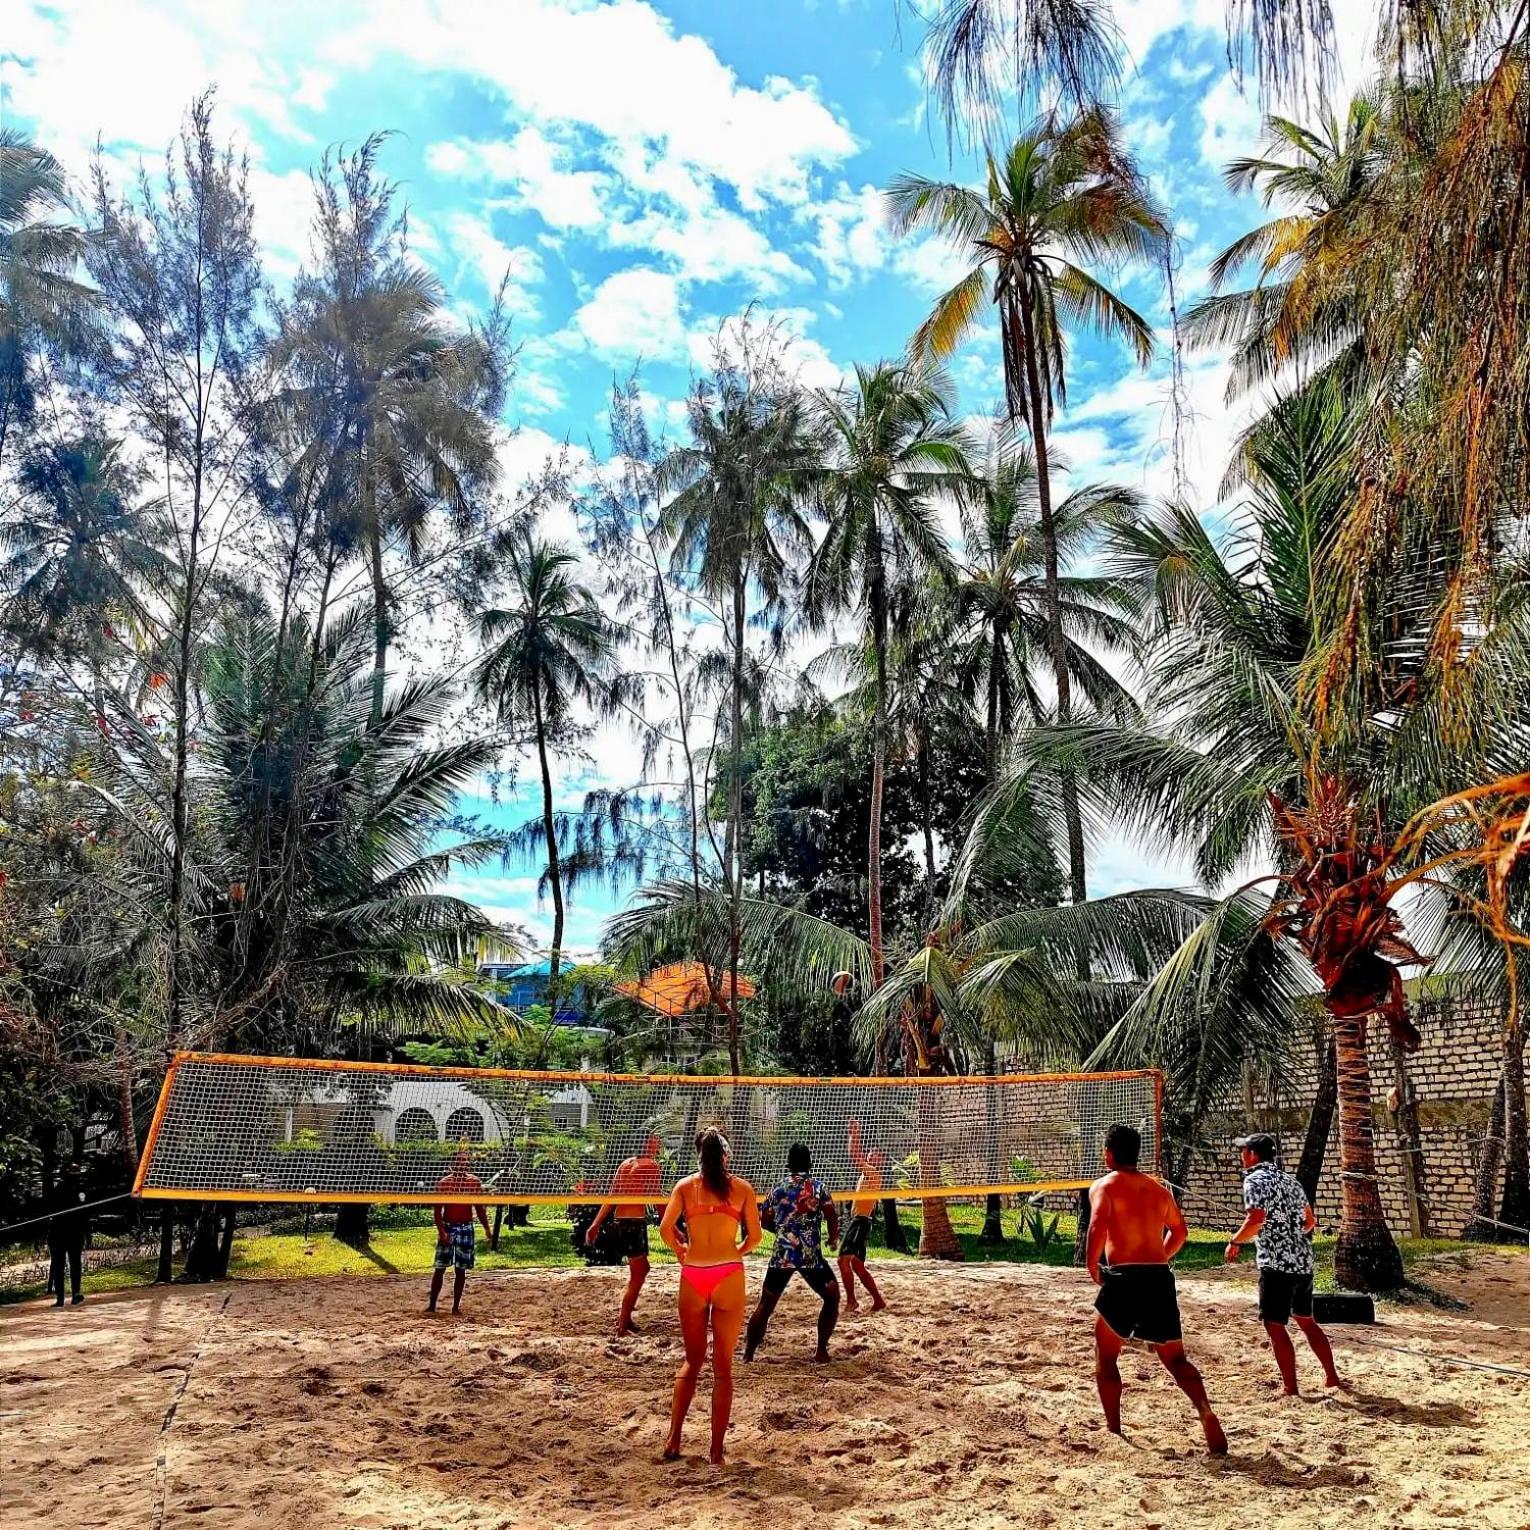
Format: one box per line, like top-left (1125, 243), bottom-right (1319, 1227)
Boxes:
top-left (0, 129), bottom-right (94, 465)
top-left (800, 362), bottom-right (972, 985)
top-left (990, 377), bottom-right (1530, 1288)
top-left (920, 0), bottom-right (1121, 145)
top-left (958, 426), bottom-right (1140, 769)
top-left (1182, 91), bottom-right (1385, 399)
top-left (889, 110), bottom-right (1167, 923)
top-left (1, 437), bottom-right (163, 671)
top-left (657, 342), bottom-right (818, 1070)
top-left (476, 531), bottom-right (630, 1002)
top-left (273, 136), bottom-right (505, 727)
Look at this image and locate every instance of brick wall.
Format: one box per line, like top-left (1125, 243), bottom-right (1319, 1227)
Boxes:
top-left (1175, 994), bottom-right (1518, 1239)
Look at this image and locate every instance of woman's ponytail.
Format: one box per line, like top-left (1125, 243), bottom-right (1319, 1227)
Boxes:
top-left (696, 1127), bottom-right (731, 1200)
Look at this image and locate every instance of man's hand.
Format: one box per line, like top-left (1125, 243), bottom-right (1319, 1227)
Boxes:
top-left (1088, 1261), bottom-right (1103, 1287)
top-left (437, 1228), bottom-right (448, 1246)
top-left (585, 1225), bottom-right (599, 1247)
top-left (1224, 1241), bottom-right (1243, 1263)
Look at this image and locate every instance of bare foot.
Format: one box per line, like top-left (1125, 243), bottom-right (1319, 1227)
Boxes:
top-left (1280, 1387), bottom-right (1301, 1399)
top-left (661, 1447), bottom-right (682, 1462)
top-left (870, 1299), bottom-right (888, 1313)
top-left (813, 1349), bottom-right (831, 1364)
top-left (1200, 1410), bottom-right (1228, 1456)
top-left (1325, 1374), bottom-right (1351, 1392)
top-left (424, 1306), bottom-right (437, 1317)
top-left (709, 1448), bottom-right (726, 1465)
top-left (843, 1300), bottom-right (859, 1313)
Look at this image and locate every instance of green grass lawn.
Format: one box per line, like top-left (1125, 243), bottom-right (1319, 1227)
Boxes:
top-left (6, 1201), bottom-right (1509, 1304)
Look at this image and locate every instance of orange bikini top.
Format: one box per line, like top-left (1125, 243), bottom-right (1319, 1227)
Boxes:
top-left (684, 1186), bottom-right (744, 1222)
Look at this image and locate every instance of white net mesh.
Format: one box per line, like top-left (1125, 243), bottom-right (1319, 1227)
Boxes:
top-left (134, 1052), bottom-right (1161, 1204)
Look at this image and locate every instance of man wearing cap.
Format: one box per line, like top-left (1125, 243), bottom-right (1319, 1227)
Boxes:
top-left (1225, 1133), bottom-right (1346, 1394)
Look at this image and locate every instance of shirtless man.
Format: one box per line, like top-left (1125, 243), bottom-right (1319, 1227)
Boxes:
top-left (838, 1118), bottom-right (887, 1313)
top-left (586, 1131), bottom-right (663, 1335)
top-left (428, 1150), bottom-right (493, 1316)
top-left (1087, 1123), bottom-right (1227, 1454)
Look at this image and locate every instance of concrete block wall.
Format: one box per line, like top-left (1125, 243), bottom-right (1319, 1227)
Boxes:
top-left (1175, 994), bottom-right (1516, 1239)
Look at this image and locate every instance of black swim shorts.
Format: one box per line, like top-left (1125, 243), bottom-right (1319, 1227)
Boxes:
top-left (1094, 1263), bottom-right (1183, 1345)
top-left (840, 1214), bottom-right (872, 1262)
top-left (1257, 1268), bottom-right (1314, 1324)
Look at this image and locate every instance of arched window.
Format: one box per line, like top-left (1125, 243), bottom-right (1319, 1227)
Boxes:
top-left (395, 1107), bottom-right (438, 1144)
top-left (444, 1106), bottom-right (485, 1143)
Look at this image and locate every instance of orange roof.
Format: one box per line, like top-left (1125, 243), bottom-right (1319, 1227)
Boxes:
top-left (614, 960), bottom-right (758, 1018)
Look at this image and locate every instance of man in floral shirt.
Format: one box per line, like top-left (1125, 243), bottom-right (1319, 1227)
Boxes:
top-left (744, 1143), bottom-right (841, 1362)
top-left (1225, 1133), bottom-right (1346, 1394)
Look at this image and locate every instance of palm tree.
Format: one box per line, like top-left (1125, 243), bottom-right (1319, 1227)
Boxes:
top-left (1, 435), bottom-right (169, 1176)
top-left (958, 426), bottom-right (1140, 769)
top-left (889, 109), bottom-right (1167, 927)
top-left (918, 0), bottom-right (1336, 127)
top-left (1, 437), bottom-right (162, 672)
top-left (658, 342), bottom-right (817, 1071)
top-left (801, 362), bottom-right (971, 985)
top-left (476, 530), bottom-right (627, 1000)
top-left (997, 378), bottom-right (1530, 1288)
top-left (1182, 92), bottom-right (1384, 399)
top-left (919, 0), bottom-right (1119, 144)
top-left (0, 129), bottom-right (94, 465)
top-left (274, 137), bottom-right (504, 727)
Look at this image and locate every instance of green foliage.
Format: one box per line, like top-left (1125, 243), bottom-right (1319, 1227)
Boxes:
top-left (1020, 1204), bottom-right (1062, 1253)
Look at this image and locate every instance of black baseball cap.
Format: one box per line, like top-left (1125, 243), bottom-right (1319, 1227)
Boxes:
top-left (1234, 1133), bottom-right (1277, 1161)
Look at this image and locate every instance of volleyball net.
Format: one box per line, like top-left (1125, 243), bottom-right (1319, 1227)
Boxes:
top-left (132, 1052), bottom-right (1162, 1205)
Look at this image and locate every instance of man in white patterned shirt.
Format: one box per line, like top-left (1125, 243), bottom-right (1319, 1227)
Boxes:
top-left (1225, 1134), bottom-right (1346, 1395)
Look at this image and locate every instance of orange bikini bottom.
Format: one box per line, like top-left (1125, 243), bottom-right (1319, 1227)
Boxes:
top-left (680, 1260), bottom-right (743, 1300)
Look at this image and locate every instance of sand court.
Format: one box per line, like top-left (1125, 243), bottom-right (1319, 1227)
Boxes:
top-left (3, 1253), bottom-right (1527, 1529)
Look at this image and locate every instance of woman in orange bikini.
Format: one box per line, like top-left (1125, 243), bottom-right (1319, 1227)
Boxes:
top-left (657, 1126), bottom-right (761, 1463)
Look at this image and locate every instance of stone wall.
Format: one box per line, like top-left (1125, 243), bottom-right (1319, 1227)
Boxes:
top-left (1175, 994), bottom-right (1518, 1239)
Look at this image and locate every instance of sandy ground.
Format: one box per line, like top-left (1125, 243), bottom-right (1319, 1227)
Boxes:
top-left (3, 1252), bottom-right (1528, 1530)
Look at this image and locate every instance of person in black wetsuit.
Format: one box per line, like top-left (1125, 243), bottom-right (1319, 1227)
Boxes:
top-left (47, 1161), bottom-right (89, 1308)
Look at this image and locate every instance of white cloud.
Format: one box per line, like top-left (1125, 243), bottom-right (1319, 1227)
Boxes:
top-left (891, 233), bottom-right (973, 297)
top-left (342, 0), bottom-right (856, 211)
top-left (246, 165), bottom-right (317, 281)
top-left (800, 180), bottom-right (889, 287)
top-left (1, 1), bottom-right (326, 167)
top-left (1198, 72), bottom-right (1264, 169)
top-left (441, 213), bottom-right (545, 319)
top-left (427, 128), bottom-right (606, 231)
top-left (570, 268), bottom-right (689, 361)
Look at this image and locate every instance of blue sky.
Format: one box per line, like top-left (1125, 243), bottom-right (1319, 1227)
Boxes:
top-left (3, 0), bottom-right (1378, 951)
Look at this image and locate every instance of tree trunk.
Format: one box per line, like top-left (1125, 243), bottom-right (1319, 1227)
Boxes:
top-left (725, 575), bottom-right (746, 1075)
top-left (368, 508), bottom-right (388, 729)
top-left (183, 1204), bottom-right (222, 1281)
top-left (533, 682), bottom-right (565, 1001)
top-left (880, 1198), bottom-right (911, 1253)
top-left (1464, 1070), bottom-right (1506, 1242)
top-left (1296, 1027), bottom-right (1338, 1205)
top-left (1016, 290), bottom-right (1087, 971)
top-left (1499, 1017), bottom-right (1529, 1237)
top-left (157, 1205), bottom-right (175, 1284)
top-left (979, 1038), bottom-right (1004, 1244)
top-left (1330, 1010), bottom-right (1405, 1291)
top-left (914, 1086), bottom-right (963, 1259)
top-left (867, 577), bottom-right (888, 989)
top-left (215, 1206), bottom-right (237, 1278)
top-left (114, 1028), bottom-right (139, 1178)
